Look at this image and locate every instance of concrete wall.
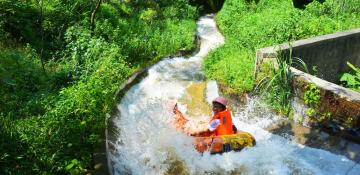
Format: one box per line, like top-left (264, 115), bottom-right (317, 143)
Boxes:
top-left (255, 28), bottom-right (360, 128)
top-left (281, 28), bottom-right (360, 84)
top-left (291, 68), bottom-right (360, 127)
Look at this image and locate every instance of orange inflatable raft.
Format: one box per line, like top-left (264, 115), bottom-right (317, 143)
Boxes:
top-left (173, 106), bottom-right (256, 154)
top-left (193, 131), bottom-right (256, 154)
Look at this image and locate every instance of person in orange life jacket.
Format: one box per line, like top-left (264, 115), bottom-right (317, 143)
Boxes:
top-left (189, 96), bottom-right (237, 137)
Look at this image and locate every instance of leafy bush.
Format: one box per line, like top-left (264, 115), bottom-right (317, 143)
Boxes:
top-left (304, 83), bottom-right (321, 106)
top-left (204, 45), bottom-right (254, 94)
top-left (303, 83), bottom-right (333, 123)
top-left (340, 62), bottom-right (360, 92)
top-left (8, 36), bottom-right (133, 174)
top-left (0, 0), bottom-right (94, 58)
top-left (95, 1), bottom-right (196, 64)
top-left (0, 46), bottom-right (49, 118)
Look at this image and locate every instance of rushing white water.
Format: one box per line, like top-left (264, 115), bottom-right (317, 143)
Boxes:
top-left (108, 15), bottom-right (360, 175)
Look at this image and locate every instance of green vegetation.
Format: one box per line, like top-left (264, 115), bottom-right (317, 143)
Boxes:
top-left (304, 83), bottom-right (321, 118)
top-left (204, 0), bottom-right (360, 95)
top-left (340, 62), bottom-right (360, 92)
top-left (257, 54), bottom-right (294, 116)
top-left (257, 50), bottom-right (308, 116)
top-left (1, 0), bottom-right (198, 174)
top-left (304, 83), bottom-right (321, 108)
top-left (303, 83), bottom-right (332, 123)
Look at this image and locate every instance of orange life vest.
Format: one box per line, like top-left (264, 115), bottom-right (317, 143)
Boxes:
top-left (210, 108), bottom-right (234, 136)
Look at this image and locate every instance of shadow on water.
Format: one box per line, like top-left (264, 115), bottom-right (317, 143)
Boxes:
top-left (267, 119), bottom-right (360, 172)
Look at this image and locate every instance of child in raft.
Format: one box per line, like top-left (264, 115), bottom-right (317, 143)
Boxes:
top-left (173, 96), bottom-right (237, 137)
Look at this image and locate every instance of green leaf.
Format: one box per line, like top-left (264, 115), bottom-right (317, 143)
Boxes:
top-left (65, 163), bottom-right (75, 170)
top-left (65, 159), bottom-right (79, 170)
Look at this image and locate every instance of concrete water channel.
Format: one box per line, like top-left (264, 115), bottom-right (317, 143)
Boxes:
top-left (98, 17), bottom-right (360, 175)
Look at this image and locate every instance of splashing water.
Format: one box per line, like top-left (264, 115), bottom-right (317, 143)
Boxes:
top-left (108, 15), bottom-right (360, 175)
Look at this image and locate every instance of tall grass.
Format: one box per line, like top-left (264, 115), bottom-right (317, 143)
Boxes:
top-left (256, 49), bottom-right (308, 116)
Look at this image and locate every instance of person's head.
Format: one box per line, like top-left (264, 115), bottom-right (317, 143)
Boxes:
top-left (212, 96), bottom-right (227, 113)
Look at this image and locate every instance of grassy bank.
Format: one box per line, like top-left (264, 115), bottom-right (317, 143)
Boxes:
top-left (0, 0), bottom-right (197, 174)
top-left (204, 0), bottom-right (360, 94)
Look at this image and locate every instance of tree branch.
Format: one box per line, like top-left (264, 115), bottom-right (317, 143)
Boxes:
top-left (90, 0), bottom-right (102, 33)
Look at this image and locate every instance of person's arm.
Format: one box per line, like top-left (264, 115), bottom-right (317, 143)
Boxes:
top-left (172, 103), bottom-right (189, 133)
top-left (173, 104), bottom-right (188, 121)
top-left (190, 129), bottom-right (212, 137)
top-left (173, 103), bottom-right (182, 115)
top-left (190, 118), bottom-right (219, 137)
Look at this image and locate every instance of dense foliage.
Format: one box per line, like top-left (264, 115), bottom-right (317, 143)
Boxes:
top-left (0, 0), bottom-right (197, 174)
top-left (204, 0), bottom-right (360, 95)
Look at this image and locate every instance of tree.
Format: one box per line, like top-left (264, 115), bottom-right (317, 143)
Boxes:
top-left (90, 0), bottom-right (102, 33)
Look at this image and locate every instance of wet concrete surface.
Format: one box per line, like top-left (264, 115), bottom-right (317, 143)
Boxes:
top-left (179, 82), bottom-right (212, 118)
top-left (266, 119), bottom-right (360, 163)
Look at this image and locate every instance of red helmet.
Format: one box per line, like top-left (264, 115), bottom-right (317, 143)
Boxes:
top-left (212, 96), bottom-right (228, 107)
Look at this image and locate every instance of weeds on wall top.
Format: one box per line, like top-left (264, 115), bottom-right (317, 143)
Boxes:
top-left (340, 62), bottom-right (360, 92)
top-left (303, 83), bottom-right (332, 124)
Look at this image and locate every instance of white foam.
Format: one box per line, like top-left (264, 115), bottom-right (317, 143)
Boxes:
top-left (206, 80), bottom-right (219, 105)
